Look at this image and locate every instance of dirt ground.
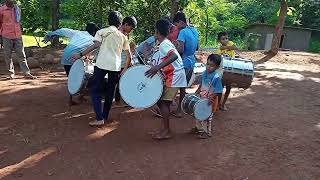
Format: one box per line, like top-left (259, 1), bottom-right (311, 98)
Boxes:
top-left (0, 50), bottom-right (320, 180)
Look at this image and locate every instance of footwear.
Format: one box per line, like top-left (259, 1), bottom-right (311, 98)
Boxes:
top-left (24, 73), bottom-right (36, 79)
top-left (171, 111), bottom-right (182, 118)
top-left (189, 127), bottom-right (201, 134)
top-left (89, 120), bottom-right (104, 126)
top-left (197, 131), bottom-right (211, 139)
top-left (6, 74), bottom-right (15, 80)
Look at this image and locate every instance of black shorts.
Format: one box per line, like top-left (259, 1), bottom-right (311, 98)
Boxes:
top-left (64, 65), bottom-right (72, 76)
top-left (185, 68), bottom-right (194, 84)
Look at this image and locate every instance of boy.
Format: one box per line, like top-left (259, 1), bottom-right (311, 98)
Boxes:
top-left (71, 11), bottom-right (132, 126)
top-left (145, 19), bottom-right (187, 140)
top-left (216, 32), bottom-right (239, 111)
top-left (114, 16), bottom-right (137, 107)
top-left (194, 54), bottom-right (223, 139)
top-left (44, 22), bottom-right (99, 105)
top-left (172, 11), bottom-right (199, 118)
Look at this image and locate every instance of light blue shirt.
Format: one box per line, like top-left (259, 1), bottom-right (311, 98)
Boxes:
top-left (177, 26), bottom-right (199, 69)
top-left (201, 70), bottom-right (223, 94)
top-left (136, 36), bottom-right (156, 54)
top-left (45, 28), bottom-right (94, 65)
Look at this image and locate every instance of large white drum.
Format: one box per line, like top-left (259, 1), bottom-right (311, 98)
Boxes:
top-left (68, 59), bottom-right (94, 95)
top-left (119, 65), bottom-right (163, 109)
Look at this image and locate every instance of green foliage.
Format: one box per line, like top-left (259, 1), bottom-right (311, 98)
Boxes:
top-left (308, 37), bottom-right (320, 53)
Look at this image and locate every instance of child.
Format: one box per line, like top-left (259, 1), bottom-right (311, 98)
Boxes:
top-left (145, 19), bottom-right (187, 140)
top-left (71, 11), bottom-right (132, 126)
top-left (193, 54), bottom-right (223, 139)
top-left (216, 32), bottom-right (239, 111)
top-left (114, 16), bottom-right (137, 107)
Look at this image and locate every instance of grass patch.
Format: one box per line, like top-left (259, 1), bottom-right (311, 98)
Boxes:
top-left (22, 35), bottom-right (69, 47)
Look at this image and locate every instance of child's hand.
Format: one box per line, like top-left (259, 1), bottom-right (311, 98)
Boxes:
top-left (71, 54), bottom-right (81, 61)
top-left (195, 89), bottom-right (200, 94)
top-left (220, 46), bottom-right (228, 50)
top-left (145, 65), bottom-right (160, 78)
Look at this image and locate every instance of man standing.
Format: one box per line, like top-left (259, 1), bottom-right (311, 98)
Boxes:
top-left (0, 0), bottom-right (35, 79)
top-left (173, 11), bottom-right (199, 117)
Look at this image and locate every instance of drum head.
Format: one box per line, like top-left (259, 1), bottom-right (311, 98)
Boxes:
top-left (119, 65), bottom-right (163, 109)
top-left (68, 60), bottom-right (85, 95)
top-left (194, 99), bottom-right (212, 121)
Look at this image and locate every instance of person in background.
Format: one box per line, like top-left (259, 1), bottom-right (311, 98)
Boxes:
top-left (114, 16), bottom-right (137, 107)
top-left (0, 0), bottom-right (35, 79)
top-left (172, 11), bottom-right (199, 118)
top-left (44, 22), bottom-right (99, 106)
top-left (216, 31), bottom-right (239, 111)
top-left (71, 11), bottom-right (132, 127)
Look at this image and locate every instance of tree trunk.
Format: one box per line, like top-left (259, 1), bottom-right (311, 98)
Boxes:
top-left (270, 0), bottom-right (288, 55)
top-left (205, 9), bottom-right (209, 45)
top-left (52, 0), bottom-right (60, 47)
top-left (170, 0), bottom-right (179, 20)
top-left (98, 0), bottom-right (103, 28)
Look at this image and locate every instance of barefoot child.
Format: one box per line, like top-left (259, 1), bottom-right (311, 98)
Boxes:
top-left (145, 19), bottom-right (187, 140)
top-left (193, 54), bottom-right (223, 138)
top-left (216, 32), bottom-right (239, 111)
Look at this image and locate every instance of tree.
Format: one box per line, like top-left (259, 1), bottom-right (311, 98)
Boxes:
top-left (170, 0), bottom-right (179, 20)
top-left (269, 0), bottom-right (288, 55)
top-left (52, 0), bottom-right (60, 47)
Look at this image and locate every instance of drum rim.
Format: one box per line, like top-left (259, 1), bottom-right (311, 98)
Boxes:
top-left (119, 65), bottom-right (164, 109)
top-left (181, 93), bottom-right (199, 115)
top-left (193, 98), bottom-right (212, 121)
top-left (68, 59), bottom-right (85, 95)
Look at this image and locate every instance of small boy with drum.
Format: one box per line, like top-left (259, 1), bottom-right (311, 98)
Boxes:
top-left (194, 54), bottom-right (223, 138)
top-left (216, 32), bottom-right (239, 111)
top-left (145, 19), bottom-right (187, 140)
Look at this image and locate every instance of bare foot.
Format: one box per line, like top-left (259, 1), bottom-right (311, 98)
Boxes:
top-left (152, 130), bottom-right (172, 140)
top-left (219, 105), bottom-right (228, 111)
top-left (69, 100), bottom-right (78, 106)
top-left (171, 111), bottom-right (182, 118)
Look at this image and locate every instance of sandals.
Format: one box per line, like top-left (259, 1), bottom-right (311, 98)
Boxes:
top-left (197, 131), bottom-right (211, 139)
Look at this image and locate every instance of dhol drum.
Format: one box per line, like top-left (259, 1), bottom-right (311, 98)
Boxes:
top-left (222, 57), bottom-right (254, 89)
top-left (189, 62), bottom-right (206, 86)
top-left (181, 94), bottom-right (212, 121)
top-left (68, 59), bottom-right (94, 95)
top-left (119, 65), bottom-right (163, 109)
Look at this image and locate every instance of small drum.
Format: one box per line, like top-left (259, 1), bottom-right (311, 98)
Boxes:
top-left (68, 59), bottom-right (94, 95)
top-left (119, 65), bottom-right (163, 109)
top-left (222, 57), bottom-right (254, 89)
top-left (181, 94), bottom-right (212, 121)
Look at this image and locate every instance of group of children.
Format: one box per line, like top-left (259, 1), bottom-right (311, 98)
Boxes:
top-left (46, 10), bottom-right (238, 140)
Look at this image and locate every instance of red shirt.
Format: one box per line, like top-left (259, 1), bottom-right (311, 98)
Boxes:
top-left (167, 25), bottom-right (179, 42)
top-left (0, 5), bottom-right (22, 39)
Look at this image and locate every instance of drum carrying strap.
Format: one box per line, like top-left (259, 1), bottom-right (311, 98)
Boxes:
top-left (202, 73), bottom-right (219, 113)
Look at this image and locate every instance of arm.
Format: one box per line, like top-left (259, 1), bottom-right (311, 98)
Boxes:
top-left (220, 44), bottom-right (238, 51)
top-left (123, 49), bottom-right (132, 70)
top-left (176, 41), bottom-right (185, 54)
top-left (145, 51), bottom-right (178, 78)
top-left (0, 10), bottom-right (3, 32)
top-left (44, 28), bottom-right (78, 43)
top-left (71, 41), bottom-right (101, 61)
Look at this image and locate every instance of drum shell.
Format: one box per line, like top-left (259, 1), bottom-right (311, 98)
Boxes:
top-left (222, 72), bottom-right (253, 89)
top-left (181, 94), bottom-right (212, 121)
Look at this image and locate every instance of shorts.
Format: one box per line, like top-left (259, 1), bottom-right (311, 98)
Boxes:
top-left (160, 87), bottom-right (179, 101)
top-left (64, 65), bottom-right (72, 76)
top-left (185, 68), bottom-right (194, 84)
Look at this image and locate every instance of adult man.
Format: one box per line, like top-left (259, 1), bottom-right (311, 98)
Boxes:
top-left (173, 11), bottom-right (199, 117)
top-left (0, 0), bottom-right (35, 79)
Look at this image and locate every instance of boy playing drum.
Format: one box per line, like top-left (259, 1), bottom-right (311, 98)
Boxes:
top-left (194, 54), bottom-right (223, 138)
top-left (145, 19), bottom-right (187, 140)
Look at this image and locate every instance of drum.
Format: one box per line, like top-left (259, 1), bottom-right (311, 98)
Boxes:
top-left (68, 59), bottom-right (94, 95)
top-left (119, 65), bottom-right (163, 109)
top-left (181, 94), bottom-right (212, 121)
top-left (222, 57), bottom-right (254, 89)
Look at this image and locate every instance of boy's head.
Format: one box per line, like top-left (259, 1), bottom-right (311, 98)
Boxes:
top-left (173, 11), bottom-right (187, 30)
top-left (155, 19), bottom-right (170, 40)
top-left (206, 54), bottom-right (222, 73)
top-left (122, 16), bottom-right (137, 34)
top-left (218, 31), bottom-right (229, 46)
top-left (85, 22), bottom-right (99, 36)
top-left (5, 0), bottom-right (14, 7)
top-left (108, 11), bottom-right (122, 28)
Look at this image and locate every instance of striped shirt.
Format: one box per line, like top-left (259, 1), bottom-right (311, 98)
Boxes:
top-left (45, 28), bottom-right (94, 65)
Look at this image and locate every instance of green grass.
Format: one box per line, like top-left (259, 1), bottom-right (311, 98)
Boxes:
top-left (22, 35), bottom-right (69, 47)
top-left (308, 38), bottom-right (320, 53)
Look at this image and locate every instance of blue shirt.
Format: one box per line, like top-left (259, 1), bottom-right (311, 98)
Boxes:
top-left (177, 26), bottom-right (199, 69)
top-left (201, 70), bottom-right (223, 95)
top-left (136, 36), bottom-right (156, 54)
top-left (45, 28), bottom-right (94, 65)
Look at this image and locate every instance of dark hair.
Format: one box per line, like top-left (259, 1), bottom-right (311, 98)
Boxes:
top-left (108, 11), bottom-right (122, 27)
top-left (208, 54), bottom-right (222, 66)
top-left (122, 16), bottom-right (137, 28)
top-left (160, 16), bottom-right (171, 23)
top-left (85, 22), bottom-right (99, 36)
top-left (155, 19), bottom-right (170, 37)
top-left (173, 11), bottom-right (187, 23)
top-left (218, 31), bottom-right (228, 40)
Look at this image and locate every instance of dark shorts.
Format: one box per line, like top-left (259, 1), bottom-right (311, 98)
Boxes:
top-left (64, 65), bottom-right (72, 76)
top-left (185, 68), bottom-right (194, 84)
